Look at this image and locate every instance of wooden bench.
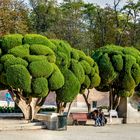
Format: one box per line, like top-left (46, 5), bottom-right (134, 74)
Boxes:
top-left (70, 113), bottom-right (88, 125)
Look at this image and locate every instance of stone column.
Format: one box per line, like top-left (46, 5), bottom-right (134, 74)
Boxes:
top-left (118, 97), bottom-right (140, 123)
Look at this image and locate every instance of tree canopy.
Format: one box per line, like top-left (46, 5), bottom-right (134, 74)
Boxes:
top-left (92, 45), bottom-right (140, 109)
top-left (0, 33), bottom-right (100, 119)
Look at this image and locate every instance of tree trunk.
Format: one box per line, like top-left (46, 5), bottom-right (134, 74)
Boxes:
top-left (109, 89), bottom-right (114, 110)
top-left (8, 89), bottom-right (46, 120)
top-left (82, 93), bottom-right (91, 113)
top-left (113, 96), bottom-right (121, 110)
top-left (67, 101), bottom-right (72, 117)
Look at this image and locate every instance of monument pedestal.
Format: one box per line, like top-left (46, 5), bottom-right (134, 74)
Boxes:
top-left (118, 97), bottom-right (140, 123)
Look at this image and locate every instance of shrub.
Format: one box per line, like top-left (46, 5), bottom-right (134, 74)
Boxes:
top-left (25, 55), bottom-right (48, 63)
top-left (70, 59), bottom-right (85, 84)
top-left (6, 65), bottom-right (31, 92)
top-left (2, 34), bottom-right (23, 52)
top-left (82, 75), bottom-right (91, 89)
top-left (80, 60), bottom-right (91, 75)
top-left (56, 68), bottom-right (80, 102)
top-left (71, 49), bottom-right (79, 60)
top-left (98, 53), bottom-right (117, 84)
top-left (29, 60), bottom-right (54, 78)
top-left (23, 34), bottom-right (56, 50)
top-left (1, 54), bottom-right (15, 63)
top-left (90, 73), bottom-right (101, 88)
top-left (8, 44), bottom-right (30, 58)
top-left (32, 77), bottom-right (49, 97)
top-left (4, 57), bottom-right (28, 70)
top-left (48, 64), bottom-right (64, 91)
top-left (30, 44), bottom-right (56, 63)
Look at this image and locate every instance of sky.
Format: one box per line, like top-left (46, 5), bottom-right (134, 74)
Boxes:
top-left (85, 0), bottom-right (138, 7)
top-left (25, 0), bottom-right (138, 8)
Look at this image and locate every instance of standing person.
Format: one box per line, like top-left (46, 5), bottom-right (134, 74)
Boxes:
top-left (5, 92), bottom-right (11, 107)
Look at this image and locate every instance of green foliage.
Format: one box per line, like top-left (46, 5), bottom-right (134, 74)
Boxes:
top-left (29, 60), bottom-right (54, 78)
top-left (0, 54), bottom-right (15, 63)
top-left (55, 51), bottom-right (69, 68)
top-left (4, 57), bottom-right (28, 70)
top-left (2, 34), bottom-right (23, 52)
top-left (30, 44), bottom-right (56, 63)
top-left (98, 53), bottom-right (117, 84)
top-left (6, 65), bottom-right (31, 92)
top-left (70, 59), bottom-right (85, 84)
top-left (0, 64), bottom-right (3, 73)
top-left (122, 73), bottom-right (135, 91)
top-left (25, 55), bottom-right (48, 63)
top-left (32, 77), bottom-right (49, 97)
top-left (118, 89), bottom-right (134, 97)
top-left (112, 54), bottom-right (123, 72)
top-left (23, 34), bottom-right (56, 50)
top-left (56, 68), bottom-right (80, 102)
top-left (0, 72), bottom-right (7, 85)
top-left (8, 44), bottom-right (30, 58)
top-left (131, 63), bottom-right (140, 85)
top-left (82, 75), bottom-right (91, 89)
top-left (52, 39), bottom-right (72, 67)
top-left (71, 49), bottom-right (79, 60)
top-left (80, 60), bottom-right (91, 74)
top-left (90, 73), bottom-right (101, 88)
top-left (48, 64), bottom-right (64, 91)
top-left (93, 45), bottom-right (140, 98)
top-left (83, 56), bottom-right (94, 66)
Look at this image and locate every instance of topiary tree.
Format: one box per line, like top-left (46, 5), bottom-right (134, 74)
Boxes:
top-left (92, 45), bottom-right (140, 110)
top-left (51, 40), bottom-right (101, 113)
top-left (0, 34), bottom-right (64, 120)
top-left (0, 34), bottom-right (100, 119)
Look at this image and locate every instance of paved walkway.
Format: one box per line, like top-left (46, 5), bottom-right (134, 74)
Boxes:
top-left (0, 124), bottom-right (140, 140)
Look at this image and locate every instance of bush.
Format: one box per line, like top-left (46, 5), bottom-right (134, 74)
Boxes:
top-left (90, 73), bottom-right (101, 88)
top-left (82, 75), bottom-right (91, 89)
top-left (29, 60), bottom-right (54, 78)
top-left (23, 34), bottom-right (56, 50)
top-left (4, 57), bottom-right (28, 70)
top-left (56, 68), bottom-right (80, 102)
top-left (1, 54), bottom-right (15, 63)
top-left (52, 39), bottom-right (71, 67)
top-left (8, 44), bottom-right (30, 58)
top-left (6, 65), bottom-right (31, 92)
top-left (70, 59), bottom-right (85, 84)
top-left (30, 44), bottom-right (56, 63)
top-left (112, 54), bottom-right (123, 72)
top-left (98, 53), bottom-right (117, 84)
top-left (32, 77), bottom-right (49, 97)
top-left (25, 55), bottom-right (48, 63)
top-left (80, 60), bottom-right (91, 75)
top-left (48, 64), bottom-right (64, 91)
top-left (55, 51), bottom-right (69, 68)
top-left (2, 34), bottom-right (23, 52)
top-left (71, 49), bottom-right (79, 60)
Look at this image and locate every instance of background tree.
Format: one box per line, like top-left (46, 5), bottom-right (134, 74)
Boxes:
top-left (92, 45), bottom-right (140, 110)
top-left (0, 0), bottom-right (30, 36)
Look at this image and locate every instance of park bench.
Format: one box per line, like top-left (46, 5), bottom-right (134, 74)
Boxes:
top-left (70, 113), bottom-right (88, 125)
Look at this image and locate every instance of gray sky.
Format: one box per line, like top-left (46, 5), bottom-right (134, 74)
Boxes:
top-left (25, 0), bottom-right (138, 7)
top-left (85, 0), bottom-right (138, 7)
